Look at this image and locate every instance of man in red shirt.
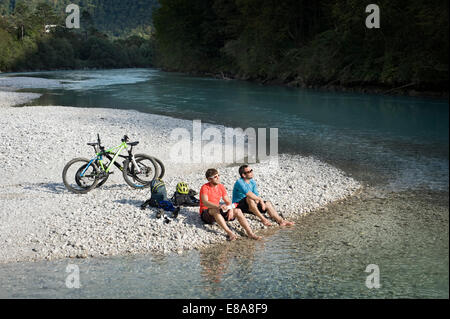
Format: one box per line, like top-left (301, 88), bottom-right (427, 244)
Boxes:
top-left (200, 168), bottom-right (261, 241)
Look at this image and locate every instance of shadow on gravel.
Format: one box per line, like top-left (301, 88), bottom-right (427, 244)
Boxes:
top-left (114, 198), bottom-right (144, 206)
top-left (22, 182), bottom-right (129, 194)
top-left (95, 184), bottom-right (129, 191)
top-left (23, 182), bottom-right (67, 194)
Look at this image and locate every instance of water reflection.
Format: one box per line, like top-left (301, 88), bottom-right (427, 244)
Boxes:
top-left (199, 238), bottom-right (264, 295)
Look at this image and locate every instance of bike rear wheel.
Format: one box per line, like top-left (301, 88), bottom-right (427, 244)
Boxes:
top-left (123, 155), bottom-right (159, 188)
top-left (75, 162), bottom-right (109, 188)
top-left (63, 158), bottom-right (100, 194)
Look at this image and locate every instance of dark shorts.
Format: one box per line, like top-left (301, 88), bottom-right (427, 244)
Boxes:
top-left (201, 208), bottom-right (235, 224)
top-left (236, 197), bottom-right (267, 215)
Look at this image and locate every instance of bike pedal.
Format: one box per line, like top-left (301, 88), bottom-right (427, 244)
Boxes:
top-left (100, 172), bottom-right (113, 177)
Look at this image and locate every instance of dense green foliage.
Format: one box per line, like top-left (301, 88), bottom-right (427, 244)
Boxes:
top-left (0, 0), bottom-right (156, 72)
top-left (1, 0), bottom-right (447, 93)
top-left (153, 0), bottom-right (449, 92)
top-left (0, 0), bottom-right (158, 37)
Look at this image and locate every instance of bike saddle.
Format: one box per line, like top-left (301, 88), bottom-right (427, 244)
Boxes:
top-left (128, 141), bottom-right (139, 146)
top-left (87, 142), bottom-right (98, 146)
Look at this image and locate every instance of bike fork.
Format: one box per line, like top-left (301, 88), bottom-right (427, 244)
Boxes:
top-left (131, 156), bottom-right (141, 173)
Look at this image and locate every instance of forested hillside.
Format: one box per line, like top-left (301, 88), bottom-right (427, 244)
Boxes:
top-left (0, 0), bottom-right (157, 72)
top-left (0, 0), bottom-right (158, 37)
top-left (153, 0), bottom-right (449, 94)
top-left (1, 0), bottom-right (448, 95)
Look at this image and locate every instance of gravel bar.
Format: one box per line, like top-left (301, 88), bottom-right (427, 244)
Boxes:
top-left (0, 83), bottom-right (361, 264)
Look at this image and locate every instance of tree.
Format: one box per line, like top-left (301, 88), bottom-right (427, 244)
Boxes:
top-left (12, 1), bottom-right (32, 40)
top-left (34, 1), bottom-right (59, 33)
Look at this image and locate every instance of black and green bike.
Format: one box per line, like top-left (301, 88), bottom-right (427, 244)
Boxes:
top-left (62, 134), bottom-right (165, 194)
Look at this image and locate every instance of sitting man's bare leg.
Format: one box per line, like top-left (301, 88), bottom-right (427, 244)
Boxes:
top-left (265, 201), bottom-right (295, 226)
top-left (246, 197), bottom-right (272, 226)
top-left (209, 208), bottom-right (237, 241)
top-left (234, 208), bottom-right (262, 240)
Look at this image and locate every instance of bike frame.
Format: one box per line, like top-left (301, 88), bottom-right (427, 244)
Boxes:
top-left (80, 140), bottom-right (133, 177)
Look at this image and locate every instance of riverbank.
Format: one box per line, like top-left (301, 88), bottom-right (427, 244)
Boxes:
top-left (0, 91), bottom-right (42, 107)
top-left (2, 67), bottom-right (448, 99)
top-left (168, 69), bottom-right (449, 99)
top-left (0, 80), bottom-right (361, 264)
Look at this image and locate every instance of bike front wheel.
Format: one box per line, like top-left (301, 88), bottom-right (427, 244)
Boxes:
top-left (135, 153), bottom-right (165, 179)
top-left (123, 155), bottom-right (159, 188)
top-left (63, 158), bottom-right (100, 194)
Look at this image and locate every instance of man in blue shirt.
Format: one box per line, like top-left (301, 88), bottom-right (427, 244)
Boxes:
top-left (232, 165), bottom-right (295, 227)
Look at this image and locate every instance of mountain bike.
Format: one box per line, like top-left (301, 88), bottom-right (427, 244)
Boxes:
top-left (62, 134), bottom-right (164, 194)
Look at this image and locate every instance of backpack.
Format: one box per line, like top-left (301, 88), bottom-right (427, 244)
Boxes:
top-left (141, 178), bottom-right (168, 208)
top-left (171, 185), bottom-right (200, 207)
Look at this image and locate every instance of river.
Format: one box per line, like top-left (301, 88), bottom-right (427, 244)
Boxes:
top-left (0, 68), bottom-right (448, 298)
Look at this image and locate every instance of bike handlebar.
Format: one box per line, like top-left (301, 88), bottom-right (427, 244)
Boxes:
top-left (87, 134), bottom-right (136, 151)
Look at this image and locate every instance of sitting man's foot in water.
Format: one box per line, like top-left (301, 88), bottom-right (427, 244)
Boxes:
top-left (262, 218), bottom-right (272, 227)
top-left (279, 219), bottom-right (295, 227)
top-left (248, 232), bottom-right (262, 240)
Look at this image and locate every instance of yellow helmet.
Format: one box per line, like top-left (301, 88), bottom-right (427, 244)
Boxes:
top-left (176, 182), bottom-right (189, 194)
